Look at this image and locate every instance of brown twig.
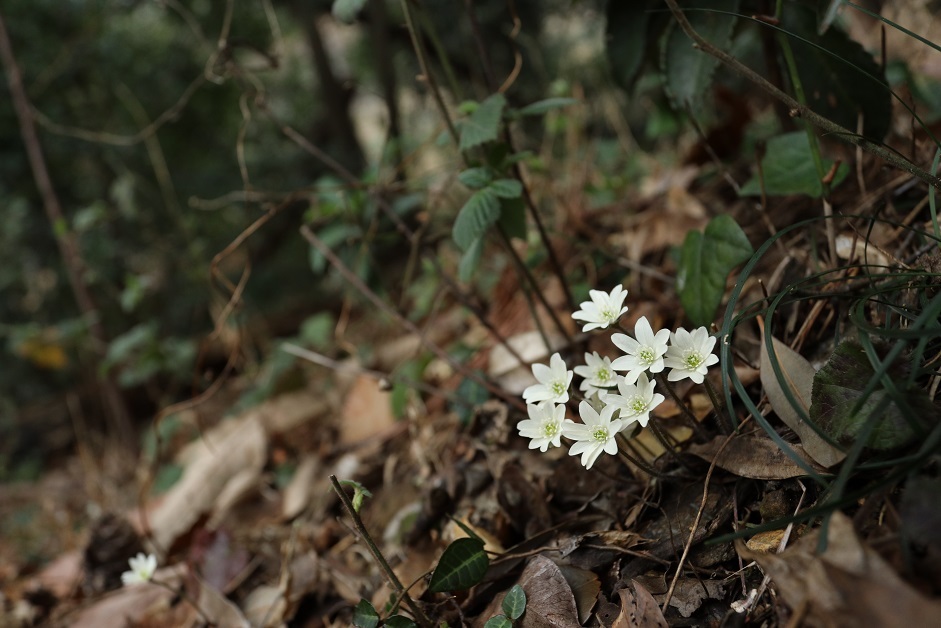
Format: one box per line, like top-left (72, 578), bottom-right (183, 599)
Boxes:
top-left (301, 225), bottom-right (526, 411)
top-left (0, 10), bottom-right (132, 445)
top-left (661, 427), bottom-right (737, 612)
top-left (661, 0), bottom-right (941, 190)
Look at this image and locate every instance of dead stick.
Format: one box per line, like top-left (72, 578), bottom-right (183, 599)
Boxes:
top-left (0, 11), bottom-right (132, 444)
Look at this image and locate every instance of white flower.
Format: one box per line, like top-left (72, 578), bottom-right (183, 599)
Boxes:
top-left (121, 553), bottom-right (157, 586)
top-left (663, 326), bottom-right (719, 384)
top-left (517, 401), bottom-right (572, 452)
top-left (610, 316), bottom-right (670, 384)
top-left (571, 285), bottom-right (629, 332)
top-left (562, 400), bottom-right (626, 469)
top-left (574, 351), bottom-right (617, 399)
top-left (601, 372), bottom-right (664, 428)
top-left (522, 353), bottom-right (573, 404)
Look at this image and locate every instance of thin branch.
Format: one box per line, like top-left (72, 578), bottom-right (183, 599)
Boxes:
top-left (0, 10), bottom-right (132, 445)
top-left (661, 0), bottom-right (941, 190)
top-left (301, 225), bottom-right (526, 411)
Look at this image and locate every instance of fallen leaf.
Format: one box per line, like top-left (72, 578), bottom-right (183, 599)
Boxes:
top-left (149, 415), bottom-right (267, 551)
top-left (475, 555), bottom-right (579, 628)
top-left (687, 433), bottom-right (825, 480)
top-left (613, 580), bottom-right (668, 628)
top-left (558, 565), bottom-right (601, 625)
top-left (339, 374), bottom-right (397, 444)
top-left (281, 454), bottom-right (321, 520)
top-left (745, 529), bottom-right (788, 553)
top-left (758, 317), bottom-right (845, 468)
top-left (737, 512), bottom-right (941, 626)
top-left (657, 578), bottom-right (724, 618)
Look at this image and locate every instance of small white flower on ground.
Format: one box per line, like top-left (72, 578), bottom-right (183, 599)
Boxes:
top-left (610, 316), bottom-right (670, 384)
top-left (574, 351), bottom-right (617, 399)
top-left (601, 372), bottom-right (664, 428)
top-left (522, 353), bottom-right (573, 404)
top-left (563, 400), bottom-right (626, 469)
top-left (121, 553), bottom-right (157, 586)
top-left (571, 285), bottom-right (629, 332)
top-left (663, 326), bottom-right (719, 384)
top-left (517, 401), bottom-right (571, 452)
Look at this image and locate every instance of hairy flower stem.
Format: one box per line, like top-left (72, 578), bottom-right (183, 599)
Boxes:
top-left (655, 373), bottom-right (709, 441)
top-left (331, 475), bottom-right (432, 628)
top-left (615, 433), bottom-right (664, 478)
top-left (646, 419), bottom-right (695, 471)
top-left (704, 377), bottom-right (734, 435)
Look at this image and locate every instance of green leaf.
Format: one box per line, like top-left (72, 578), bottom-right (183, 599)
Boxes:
top-left (497, 196), bottom-right (526, 241)
top-left (453, 188), bottom-right (500, 251)
top-left (502, 584), bottom-right (527, 620)
top-left (458, 237), bottom-right (484, 283)
top-left (606, 0), bottom-right (662, 93)
top-left (677, 215), bottom-right (753, 326)
top-left (428, 537), bottom-right (490, 593)
top-left (739, 132), bottom-right (849, 197)
top-left (780, 3), bottom-right (891, 141)
top-left (383, 616), bottom-right (418, 628)
top-left (810, 341), bottom-right (931, 450)
top-left (515, 97), bottom-right (579, 116)
top-left (332, 0), bottom-right (368, 24)
top-left (458, 168), bottom-right (493, 189)
top-left (484, 616), bottom-right (513, 628)
top-left (459, 93), bottom-right (506, 152)
top-left (488, 179), bottom-right (522, 199)
top-left (339, 480), bottom-right (372, 512)
top-left (352, 599), bottom-right (380, 628)
top-left (661, 0), bottom-right (740, 111)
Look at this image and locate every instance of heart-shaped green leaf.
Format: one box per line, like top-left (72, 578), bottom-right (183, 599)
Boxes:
top-left (740, 132), bottom-right (848, 198)
top-left (677, 214), bottom-right (753, 326)
top-left (811, 340), bottom-right (932, 450)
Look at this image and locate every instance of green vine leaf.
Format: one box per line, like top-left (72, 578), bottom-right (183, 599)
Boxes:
top-left (484, 616), bottom-right (512, 628)
top-left (458, 167), bottom-right (493, 189)
top-left (428, 537), bottom-right (489, 593)
top-left (677, 214), bottom-right (753, 326)
top-left (661, 0), bottom-right (740, 111)
top-left (453, 188), bottom-right (500, 251)
top-left (606, 0), bottom-right (662, 94)
top-left (460, 93), bottom-right (506, 152)
top-left (515, 97), bottom-right (579, 117)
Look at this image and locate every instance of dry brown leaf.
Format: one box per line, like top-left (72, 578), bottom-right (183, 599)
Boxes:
top-left (194, 574), bottom-right (250, 627)
top-left (758, 317), bottom-right (845, 468)
top-left (657, 578), bottom-right (724, 619)
top-left (613, 581), bottom-right (668, 628)
top-left (281, 454), bottom-right (320, 520)
top-left (149, 415), bottom-right (267, 551)
top-left (558, 565), bottom-right (601, 624)
top-left (687, 433), bottom-right (825, 480)
top-left (745, 529), bottom-right (788, 553)
top-left (738, 512), bottom-right (941, 627)
top-left (68, 565), bottom-right (185, 628)
top-left (339, 374), bottom-right (396, 445)
top-left (475, 555), bottom-right (579, 628)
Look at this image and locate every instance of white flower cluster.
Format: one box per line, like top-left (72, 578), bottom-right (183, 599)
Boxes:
top-left (517, 285), bottom-right (718, 469)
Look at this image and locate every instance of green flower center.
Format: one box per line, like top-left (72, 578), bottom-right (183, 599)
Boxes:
top-left (596, 368), bottom-right (612, 383)
top-left (684, 352), bottom-right (704, 370)
top-left (600, 307), bottom-right (615, 321)
top-left (543, 422), bottom-right (559, 437)
top-left (638, 347), bottom-right (655, 364)
top-left (628, 396), bottom-right (648, 415)
top-left (592, 427), bottom-right (610, 442)
top-left (551, 381), bottom-right (567, 396)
